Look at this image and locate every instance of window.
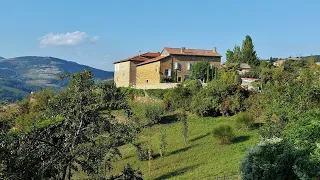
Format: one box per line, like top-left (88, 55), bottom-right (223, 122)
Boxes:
top-left (115, 64), bottom-right (120, 72)
top-left (187, 63), bottom-right (192, 70)
top-left (184, 75), bottom-right (190, 80)
top-left (174, 62), bottom-right (180, 70)
top-left (164, 69), bottom-right (172, 77)
top-left (178, 77), bottom-right (182, 82)
top-left (146, 80), bottom-right (149, 83)
top-left (164, 69), bottom-right (168, 76)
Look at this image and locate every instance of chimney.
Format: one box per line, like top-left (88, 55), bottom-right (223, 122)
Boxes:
top-left (181, 47), bottom-right (186, 53)
top-left (138, 50), bottom-right (141, 56)
top-left (213, 47), bottom-right (217, 53)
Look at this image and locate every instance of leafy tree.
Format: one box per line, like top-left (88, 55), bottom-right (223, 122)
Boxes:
top-left (190, 60), bottom-right (211, 82)
top-left (158, 128), bottom-right (167, 157)
top-left (226, 45), bottom-right (241, 63)
top-left (178, 111), bottom-right (188, 146)
top-left (258, 67), bottom-right (320, 138)
top-left (191, 68), bottom-right (245, 117)
top-left (0, 70), bottom-right (136, 179)
top-left (226, 49), bottom-right (234, 62)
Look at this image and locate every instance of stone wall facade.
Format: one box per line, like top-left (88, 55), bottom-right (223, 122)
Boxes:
top-left (135, 83), bottom-right (178, 89)
top-left (114, 61), bottom-right (131, 87)
top-left (135, 55), bottom-right (221, 86)
top-left (114, 61), bottom-right (143, 87)
top-left (136, 61), bottom-right (161, 85)
top-left (160, 55), bottom-right (221, 82)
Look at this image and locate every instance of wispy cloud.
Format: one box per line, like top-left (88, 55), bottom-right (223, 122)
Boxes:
top-left (39, 31), bottom-right (99, 47)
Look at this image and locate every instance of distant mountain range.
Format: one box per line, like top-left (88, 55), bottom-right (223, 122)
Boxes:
top-left (0, 56), bottom-right (113, 102)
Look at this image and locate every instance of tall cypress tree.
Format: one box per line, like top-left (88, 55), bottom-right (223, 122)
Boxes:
top-left (241, 35), bottom-right (259, 67)
top-left (206, 64), bottom-right (210, 83)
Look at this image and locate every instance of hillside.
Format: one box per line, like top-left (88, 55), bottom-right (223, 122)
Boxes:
top-left (302, 55), bottom-right (320, 62)
top-left (0, 56), bottom-right (113, 102)
top-left (76, 115), bottom-right (259, 179)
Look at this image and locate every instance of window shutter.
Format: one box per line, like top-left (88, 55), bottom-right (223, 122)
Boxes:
top-left (187, 63), bottom-right (191, 70)
top-left (174, 63), bottom-right (179, 69)
top-left (168, 69), bottom-right (172, 77)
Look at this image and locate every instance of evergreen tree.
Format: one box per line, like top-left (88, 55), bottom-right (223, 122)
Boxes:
top-left (233, 45), bottom-right (242, 63)
top-left (226, 49), bottom-right (234, 62)
top-left (241, 35), bottom-right (259, 67)
top-left (206, 64), bottom-right (210, 82)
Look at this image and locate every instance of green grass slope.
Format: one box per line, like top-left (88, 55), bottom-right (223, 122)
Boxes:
top-left (110, 116), bottom-right (259, 179)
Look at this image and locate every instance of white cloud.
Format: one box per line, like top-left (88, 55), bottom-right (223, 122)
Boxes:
top-left (90, 36), bottom-right (100, 42)
top-left (39, 31), bottom-right (99, 47)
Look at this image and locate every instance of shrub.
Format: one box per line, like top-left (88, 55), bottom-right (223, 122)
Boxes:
top-left (212, 125), bottom-right (235, 144)
top-left (163, 85), bottom-right (191, 111)
top-left (183, 79), bottom-right (202, 95)
top-left (191, 90), bottom-right (220, 116)
top-left (145, 89), bottom-right (167, 99)
top-left (129, 102), bottom-right (148, 124)
top-left (145, 102), bottom-right (165, 125)
top-left (240, 139), bottom-right (297, 180)
top-left (235, 112), bottom-right (255, 129)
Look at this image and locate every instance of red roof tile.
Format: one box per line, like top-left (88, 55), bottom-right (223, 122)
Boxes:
top-left (164, 47), bottom-right (222, 57)
top-left (113, 52), bottom-right (160, 64)
top-left (137, 56), bottom-right (169, 66)
top-left (141, 52), bottom-right (161, 58)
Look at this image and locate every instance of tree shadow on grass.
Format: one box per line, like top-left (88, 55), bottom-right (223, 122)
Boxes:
top-left (250, 122), bottom-right (264, 130)
top-left (233, 135), bottom-right (250, 144)
top-left (166, 144), bottom-right (199, 157)
top-left (154, 165), bottom-right (199, 180)
top-left (159, 114), bottom-right (180, 124)
top-left (189, 132), bottom-right (211, 142)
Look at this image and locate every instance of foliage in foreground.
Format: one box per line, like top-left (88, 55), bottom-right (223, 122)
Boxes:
top-left (0, 70), bottom-right (138, 179)
top-left (241, 109), bottom-right (320, 179)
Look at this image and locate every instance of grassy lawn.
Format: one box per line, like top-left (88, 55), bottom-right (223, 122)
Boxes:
top-left (109, 115), bottom-right (260, 179)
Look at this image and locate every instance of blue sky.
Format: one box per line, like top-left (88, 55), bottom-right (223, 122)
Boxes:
top-left (1, 0), bottom-right (320, 71)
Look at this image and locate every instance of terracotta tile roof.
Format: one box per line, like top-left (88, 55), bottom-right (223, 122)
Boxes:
top-left (164, 47), bottom-right (222, 57)
top-left (273, 59), bottom-right (285, 66)
top-left (137, 56), bottom-right (169, 66)
top-left (141, 52), bottom-right (161, 58)
top-left (113, 52), bottom-right (160, 64)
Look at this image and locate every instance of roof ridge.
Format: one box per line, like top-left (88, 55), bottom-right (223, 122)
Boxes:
top-left (165, 47), bottom-right (213, 51)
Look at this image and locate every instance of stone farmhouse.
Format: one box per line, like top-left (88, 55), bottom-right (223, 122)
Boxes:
top-left (114, 47), bottom-right (222, 88)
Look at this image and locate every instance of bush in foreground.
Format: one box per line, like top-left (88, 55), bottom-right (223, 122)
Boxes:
top-left (145, 103), bottom-right (165, 125)
top-left (240, 139), bottom-right (297, 180)
top-left (235, 112), bottom-right (254, 129)
top-left (212, 125), bottom-right (235, 144)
